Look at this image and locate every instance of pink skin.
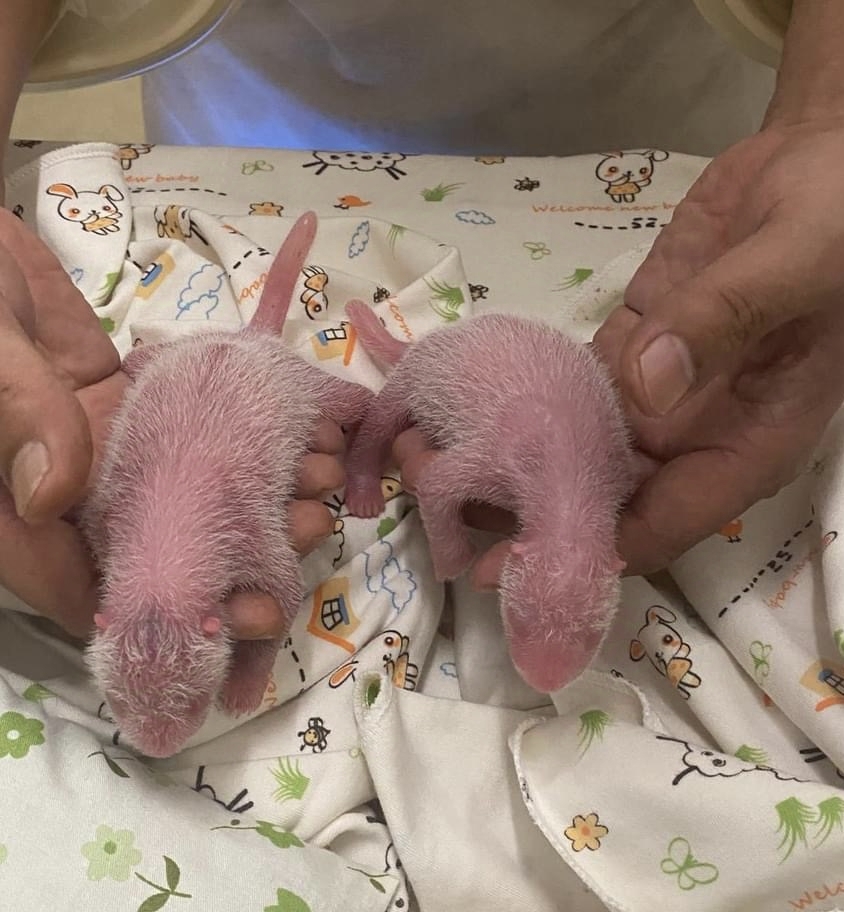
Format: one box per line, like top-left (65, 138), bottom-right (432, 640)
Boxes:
top-left (80, 213), bottom-right (373, 758)
top-left (344, 300), bottom-right (635, 693)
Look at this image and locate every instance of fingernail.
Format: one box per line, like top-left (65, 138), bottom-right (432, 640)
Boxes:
top-left (10, 441), bottom-right (50, 518)
top-left (638, 333), bottom-right (695, 415)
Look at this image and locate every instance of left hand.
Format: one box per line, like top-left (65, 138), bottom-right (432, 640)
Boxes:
top-left (398, 118), bottom-right (844, 582)
top-left (0, 212), bottom-right (343, 638)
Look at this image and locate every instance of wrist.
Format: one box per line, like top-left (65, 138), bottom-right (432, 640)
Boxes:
top-left (764, 0), bottom-right (844, 128)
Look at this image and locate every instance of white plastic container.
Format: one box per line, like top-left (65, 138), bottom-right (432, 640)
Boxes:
top-left (26, 0), bottom-right (240, 91)
top-left (692, 0), bottom-right (789, 67)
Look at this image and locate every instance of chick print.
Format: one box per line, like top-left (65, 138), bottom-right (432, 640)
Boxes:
top-left (116, 143), bottom-right (153, 171)
top-left (301, 265), bottom-right (329, 319)
top-left (381, 474), bottom-right (403, 503)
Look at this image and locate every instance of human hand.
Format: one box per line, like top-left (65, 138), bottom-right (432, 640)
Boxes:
top-left (0, 208), bottom-right (342, 637)
top-left (592, 119), bottom-right (844, 573)
top-left (397, 121), bottom-right (844, 583)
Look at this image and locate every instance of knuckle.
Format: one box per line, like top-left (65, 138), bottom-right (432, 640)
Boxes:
top-left (713, 282), bottom-right (769, 350)
top-left (0, 381), bottom-right (17, 404)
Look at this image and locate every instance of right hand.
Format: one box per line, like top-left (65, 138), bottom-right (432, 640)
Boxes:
top-left (0, 208), bottom-right (340, 638)
top-left (398, 124), bottom-right (844, 586)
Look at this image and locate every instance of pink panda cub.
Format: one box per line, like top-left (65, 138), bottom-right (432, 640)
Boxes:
top-left (81, 212), bottom-right (373, 757)
top-left (342, 300), bottom-right (636, 694)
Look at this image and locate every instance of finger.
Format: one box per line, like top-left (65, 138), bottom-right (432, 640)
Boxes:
top-left (470, 540), bottom-right (512, 591)
top-left (228, 592), bottom-right (284, 640)
top-left (0, 237), bottom-right (95, 520)
top-left (233, 499), bottom-right (337, 640)
top-left (312, 418), bottom-right (345, 455)
top-left (0, 227), bottom-right (38, 335)
top-left (296, 453), bottom-right (344, 498)
top-left (289, 499), bottom-right (334, 554)
top-left (617, 220), bottom-right (826, 417)
top-left (623, 197), bottom-right (728, 314)
top-left (0, 209), bottom-right (120, 384)
top-left (392, 428), bottom-right (436, 494)
top-left (75, 372), bottom-right (132, 491)
top-left (392, 427), bottom-right (427, 465)
top-left (592, 304), bottom-right (640, 378)
top-left (0, 497), bottom-right (97, 638)
top-left (617, 447), bottom-right (781, 575)
top-left (0, 315), bottom-right (93, 522)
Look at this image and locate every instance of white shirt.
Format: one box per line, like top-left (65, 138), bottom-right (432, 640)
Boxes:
top-left (51, 0), bottom-right (779, 155)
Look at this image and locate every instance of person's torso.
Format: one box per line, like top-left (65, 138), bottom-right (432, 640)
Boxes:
top-left (142, 0), bottom-right (775, 155)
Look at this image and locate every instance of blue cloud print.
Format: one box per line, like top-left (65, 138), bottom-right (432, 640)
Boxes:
top-left (348, 220), bottom-right (371, 258)
top-left (455, 209), bottom-right (496, 225)
top-left (364, 538), bottom-right (417, 613)
top-left (176, 263), bottom-right (225, 319)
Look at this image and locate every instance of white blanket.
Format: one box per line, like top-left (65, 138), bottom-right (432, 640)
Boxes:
top-left (2, 141), bottom-right (843, 911)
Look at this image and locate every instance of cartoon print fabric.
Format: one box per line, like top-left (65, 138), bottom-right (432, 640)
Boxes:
top-left (3, 141), bottom-right (844, 911)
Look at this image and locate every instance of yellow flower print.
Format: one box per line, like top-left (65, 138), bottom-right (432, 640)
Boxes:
top-left (564, 812), bottom-right (608, 852)
top-left (249, 201), bottom-right (284, 216)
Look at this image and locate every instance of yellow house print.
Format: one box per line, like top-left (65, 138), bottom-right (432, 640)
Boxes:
top-left (310, 322), bottom-right (357, 365)
top-left (308, 576), bottom-right (360, 652)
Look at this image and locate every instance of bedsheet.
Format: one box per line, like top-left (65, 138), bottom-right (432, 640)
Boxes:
top-left (1, 139), bottom-right (843, 911)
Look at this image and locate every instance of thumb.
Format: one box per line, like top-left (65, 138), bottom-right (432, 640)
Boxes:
top-left (0, 252), bottom-right (92, 521)
top-left (0, 318), bottom-right (93, 522)
top-left (619, 223), bottom-right (810, 416)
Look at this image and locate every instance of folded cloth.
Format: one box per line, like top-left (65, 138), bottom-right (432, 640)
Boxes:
top-left (3, 140), bottom-right (843, 911)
